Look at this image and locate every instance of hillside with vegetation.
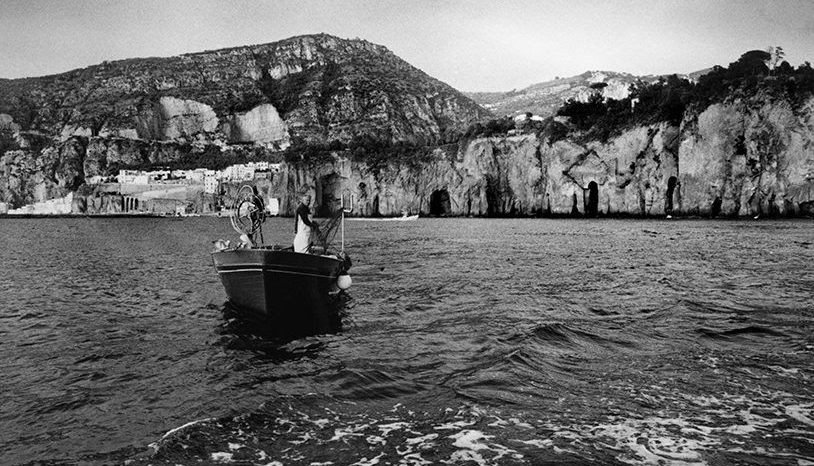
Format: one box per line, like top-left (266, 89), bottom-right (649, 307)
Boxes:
top-left (442, 48), bottom-right (814, 218)
top-left (554, 49), bottom-right (814, 142)
top-left (1, 43), bottom-right (812, 218)
top-left (466, 70), bottom-right (650, 118)
top-left (0, 34), bottom-right (492, 208)
top-left (460, 49), bottom-right (814, 143)
top-left (0, 34), bottom-right (489, 150)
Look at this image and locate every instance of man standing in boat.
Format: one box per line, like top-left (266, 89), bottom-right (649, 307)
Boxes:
top-left (294, 193), bottom-right (319, 253)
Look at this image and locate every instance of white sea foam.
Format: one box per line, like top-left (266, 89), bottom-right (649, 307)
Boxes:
top-left (147, 417), bottom-right (216, 453)
top-left (449, 449), bottom-right (488, 465)
top-left (787, 404), bottom-right (814, 427)
top-left (546, 416), bottom-right (716, 464)
top-left (624, 441), bottom-right (704, 465)
top-left (515, 438), bottom-right (553, 448)
top-left (769, 365), bottom-right (801, 375)
top-left (399, 452), bottom-right (432, 465)
top-left (159, 417), bottom-right (215, 440)
top-left (723, 424), bottom-right (757, 434)
top-left (434, 419), bottom-right (476, 430)
top-left (405, 433), bottom-right (438, 445)
top-left (377, 421), bottom-right (411, 436)
top-left (448, 429), bottom-right (523, 463)
top-left (509, 417), bottom-right (533, 429)
top-left (450, 430), bottom-right (491, 450)
top-left (350, 452), bottom-right (384, 465)
top-left (290, 431), bottom-right (313, 445)
top-left (365, 435), bottom-right (386, 445)
top-left (210, 451), bottom-right (233, 463)
top-left (328, 422), bottom-right (372, 442)
top-left (312, 418), bottom-right (331, 428)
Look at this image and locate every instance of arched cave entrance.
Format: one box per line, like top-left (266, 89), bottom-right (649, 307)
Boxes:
top-left (665, 176), bottom-right (678, 214)
top-left (585, 181), bottom-right (599, 217)
top-left (356, 182), bottom-right (368, 216)
top-left (372, 194), bottom-right (380, 217)
top-left (571, 193), bottom-right (580, 216)
top-left (318, 173), bottom-right (341, 217)
top-left (429, 189), bottom-right (452, 216)
top-left (485, 176), bottom-right (499, 216)
top-left (768, 193), bottom-right (779, 217)
top-left (710, 196), bottom-right (722, 217)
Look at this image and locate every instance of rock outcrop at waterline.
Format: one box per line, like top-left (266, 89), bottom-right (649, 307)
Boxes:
top-left (2, 95), bottom-right (813, 217)
top-left (1, 35), bottom-right (813, 217)
top-left (257, 95), bottom-right (811, 218)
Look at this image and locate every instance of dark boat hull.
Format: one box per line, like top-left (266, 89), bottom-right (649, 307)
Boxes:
top-left (212, 249), bottom-right (345, 336)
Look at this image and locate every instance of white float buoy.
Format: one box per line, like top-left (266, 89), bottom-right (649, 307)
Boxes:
top-left (337, 274), bottom-right (352, 290)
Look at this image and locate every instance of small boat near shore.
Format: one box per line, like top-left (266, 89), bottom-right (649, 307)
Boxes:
top-left (211, 186), bottom-right (352, 337)
top-left (348, 213), bottom-right (419, 222)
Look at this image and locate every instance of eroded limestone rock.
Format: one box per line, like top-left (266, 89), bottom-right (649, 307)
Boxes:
top-left (224, 104), bottom-right (290, 147)
top-left (136, 97), bottom-right (219, 141)
top-left (679, 98), bottom-right (814, 216)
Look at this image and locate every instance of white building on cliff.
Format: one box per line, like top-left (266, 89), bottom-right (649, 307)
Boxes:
top-left (7, 192), bottom-right (74, 215)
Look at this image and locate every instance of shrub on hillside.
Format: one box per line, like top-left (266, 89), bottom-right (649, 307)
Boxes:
top-left (554, 48), bottom-right (814, 142)
top-left (462, 116), bottom-right (515, 138)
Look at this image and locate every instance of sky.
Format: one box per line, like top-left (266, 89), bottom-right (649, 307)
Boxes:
top-left (1, 0), bottom-right (813, 92)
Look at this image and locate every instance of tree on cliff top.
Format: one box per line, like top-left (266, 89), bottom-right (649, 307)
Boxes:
top-left (553, 48), bottom-right (814, 142)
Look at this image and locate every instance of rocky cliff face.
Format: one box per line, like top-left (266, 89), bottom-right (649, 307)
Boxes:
top-left (275, 95), bottom-right (813, 218)
top-left (679, 99), bottom-right (814, 216)
top-left (0, 34), bottom-right (491, 210)
top-left (2, 95), bottom-right (812, 217)
top-left (1, 37), bottom-right (812, 218)
top-left (0, 34), bottom-right (488, 150)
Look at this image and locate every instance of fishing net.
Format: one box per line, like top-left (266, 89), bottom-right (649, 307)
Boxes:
top-left (227, 184), bottom-right (348, 255)
top-left (311, 209), bottom-right (344, 254)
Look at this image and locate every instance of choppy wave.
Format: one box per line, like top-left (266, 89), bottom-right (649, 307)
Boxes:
top-left (137, 390), bottom-right (814, 465)
top-left (1, 217), bottom-right (812, 464)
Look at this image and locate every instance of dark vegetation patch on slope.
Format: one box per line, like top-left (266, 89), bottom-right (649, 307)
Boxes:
top-left (554, 49), bottom-right (814, 142)
top-left (457, 49), bottom-right (814, 144)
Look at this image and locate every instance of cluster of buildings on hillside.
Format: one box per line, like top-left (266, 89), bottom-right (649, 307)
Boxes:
top-left (103, 161), bottom-right (283, 194)
top-left (1, 193), bottom-right (74, 215)
top-left (1, 162), bottom-right (284, 215)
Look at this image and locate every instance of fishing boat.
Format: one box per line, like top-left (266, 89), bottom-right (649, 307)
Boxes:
top-left (211, 186), bottom-right (352, 336)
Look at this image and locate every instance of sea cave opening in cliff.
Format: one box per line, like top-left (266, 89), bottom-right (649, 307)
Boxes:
top-left (372, 194), bottom-right (380, 216)
top-left (429, 189), bottom-right (451, 216)
top-left (318, 173), bottom-right (341, 217)
top-left (585, 181), bottom-right (599, 217)
top-left (485, 175), bottom-right (499, 216)
top-left (665, 176), bottom-right (678, 213)
top-left (710, 197), bottom-right (723, 217)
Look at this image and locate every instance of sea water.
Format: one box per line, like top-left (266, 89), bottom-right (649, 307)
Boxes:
top-left (0, 217), bottom-right (812, 465)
